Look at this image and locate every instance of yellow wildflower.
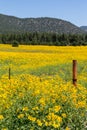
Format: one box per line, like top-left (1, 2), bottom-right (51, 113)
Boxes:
top-left (61, 113), bottom-right (67, 118)
top-left (28, 115), bottom-right (36, 122)
top-left (18, 114), bottom-right (24, 119)
top-left (52, 122), bottom-right (60, 128)
top-left (39, 98), bottom-right (45, 106)
top-left (45, 121), bottom-right (49, 126)
top-left (22, 106), bottom-right (28, 111)
top-left (0, 115), bottom-right (4, 120)
top-left (76, 101), bottom-right (86, 108)
top-left (32, 106), bottom-right (39, 111)
top-left (53, 105), bottom-right (61, 113)
top-left (65, 126), bottom-right (71, 130)
top-left (36, 119), bottom-right (43, 126)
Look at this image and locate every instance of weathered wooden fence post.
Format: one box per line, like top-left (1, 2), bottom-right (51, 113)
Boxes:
top-left (73, 60), bottom-right (77, 86)
top-left (9, 67), bottom-right (11, 80)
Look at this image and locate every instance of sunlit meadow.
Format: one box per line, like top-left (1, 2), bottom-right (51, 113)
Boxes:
top-left (0, 44), bottom-right (87, 130)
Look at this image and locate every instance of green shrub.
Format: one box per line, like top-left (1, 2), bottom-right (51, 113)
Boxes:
top-left (12, 40), bottom-right (19, 47)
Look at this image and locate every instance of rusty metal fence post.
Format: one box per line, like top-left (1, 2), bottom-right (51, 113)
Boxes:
top-left (9, 67), bottom-right (11, 80)
top-left (72, 60), bottom-right (77, 86)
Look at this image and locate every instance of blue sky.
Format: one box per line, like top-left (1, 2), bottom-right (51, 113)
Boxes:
top-left (0, 0), bottom-right (87, 26)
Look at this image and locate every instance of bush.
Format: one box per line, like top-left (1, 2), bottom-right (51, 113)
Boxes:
top-left (12, 40), bottom-right (19, 47)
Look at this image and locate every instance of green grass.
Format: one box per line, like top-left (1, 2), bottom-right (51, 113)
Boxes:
top-left (0, 61), bottom-right (87, 88)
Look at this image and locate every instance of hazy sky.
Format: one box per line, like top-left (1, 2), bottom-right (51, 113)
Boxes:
top-left (0, 0), bottom-right (87, 26)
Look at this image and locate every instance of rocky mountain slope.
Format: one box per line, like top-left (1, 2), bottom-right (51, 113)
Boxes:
top-left (0, 14), bottom-right (85, 34)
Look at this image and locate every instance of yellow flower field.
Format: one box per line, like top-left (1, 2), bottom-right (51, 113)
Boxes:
top-left (0, 44), bottom-right (87, 129)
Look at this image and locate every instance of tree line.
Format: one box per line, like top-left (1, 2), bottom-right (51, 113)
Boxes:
top-left (0, 32), bottom-right (87, 46)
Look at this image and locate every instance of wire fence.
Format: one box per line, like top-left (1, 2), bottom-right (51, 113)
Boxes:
top-left (0, 60), bottom-right (77, 86)
top-left (0, 60), bottom-right (87, 88)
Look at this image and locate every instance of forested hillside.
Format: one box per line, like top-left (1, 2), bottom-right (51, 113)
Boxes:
top-left (0, 14), bottom-right (85, 34)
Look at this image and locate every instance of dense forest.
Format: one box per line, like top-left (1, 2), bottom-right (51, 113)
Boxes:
top-left (0, 32), bottom-right (87, 46)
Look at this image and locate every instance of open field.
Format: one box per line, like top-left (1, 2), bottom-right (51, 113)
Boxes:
top-left (0, 44), bottom-right (87, 130)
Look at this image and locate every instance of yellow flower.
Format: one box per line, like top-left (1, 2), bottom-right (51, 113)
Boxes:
top-left (53, 105), bottom-right (61, 113)
top-left (22, 106), bottom-right (28, 111)
top-left (65, 126), bottom-right (71, 130)
top-left (18, 114), bottom-right (24, 119)
top-left (46, 112), bottom-right (62, 123)
top-left (32, 106), bottom-right (39, 111)
top-left (45, 121), bottom-right (49, 126)
top-left (0, 115), bottom-right (4, 120)
top-left (61, 113), bottom-right (67, 118)
top-left (36, 119), bottom-right (43, 126)
top-left (76, 101), bottom-right (86, 108)
top-left (52, 122), bottom-right (60, 128)
top-left (39, 98), bottom-right (45, 106)
top-left (28, 115), bottom-right (36, 122)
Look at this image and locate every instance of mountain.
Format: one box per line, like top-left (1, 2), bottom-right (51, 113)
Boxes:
top-left (0, 14), bottom-right (85, 34)
top-left (80, 26), bottom-right (87, 32)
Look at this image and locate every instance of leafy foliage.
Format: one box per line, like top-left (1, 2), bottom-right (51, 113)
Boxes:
top-left (12, 40), bottom-right (19, 47)
top-left (0, 32), bottom-right (87, 46)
